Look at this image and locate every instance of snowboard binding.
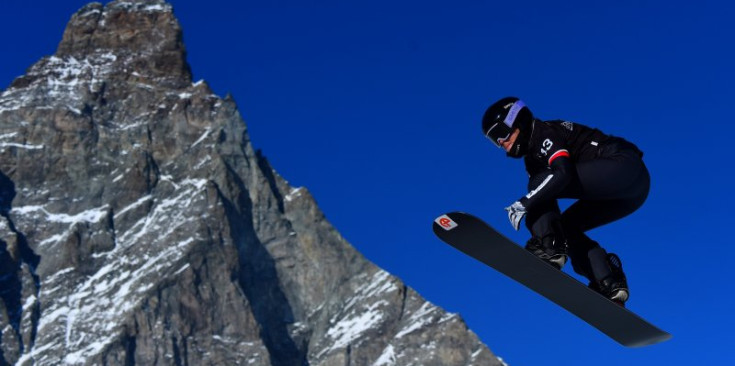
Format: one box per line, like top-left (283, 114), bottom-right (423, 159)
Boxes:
top-left (589, 252), bottom-right (629, 307)
top-left (524, 236), bottom-right (568, 270)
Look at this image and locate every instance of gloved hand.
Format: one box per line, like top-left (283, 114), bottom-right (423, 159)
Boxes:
top-left (504, 201), bottom-right (526, 231)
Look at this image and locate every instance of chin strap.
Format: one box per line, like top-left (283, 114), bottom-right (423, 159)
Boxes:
top-left (506, 134), bottom-right (527, 158)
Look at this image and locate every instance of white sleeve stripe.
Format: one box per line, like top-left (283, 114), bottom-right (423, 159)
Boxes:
top-left (526, 174), bottom-right (554, 200)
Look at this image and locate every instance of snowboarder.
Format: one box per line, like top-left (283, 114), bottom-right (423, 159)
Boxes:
top-left (481, 97), bottom-right (650, 306)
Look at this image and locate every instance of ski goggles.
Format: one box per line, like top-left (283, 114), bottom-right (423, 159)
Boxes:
top-left (485, 100), bottom-right (525, 148)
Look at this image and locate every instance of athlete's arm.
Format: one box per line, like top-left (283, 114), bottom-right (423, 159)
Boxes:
top-left (519, 150), bottom-right (573, 211)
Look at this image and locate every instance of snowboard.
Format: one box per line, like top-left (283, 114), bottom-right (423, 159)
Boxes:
top-left (432, 211), bottom-right (671, 347)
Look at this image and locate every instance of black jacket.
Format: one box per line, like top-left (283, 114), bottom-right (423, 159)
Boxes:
top-left (519, 119), bottom-right (641, 211)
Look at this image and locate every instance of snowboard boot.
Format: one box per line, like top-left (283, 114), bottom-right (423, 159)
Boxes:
top-left (588, 250), bottom-right (629, 307)
top-left (525, 235), bottom-right (568, 270)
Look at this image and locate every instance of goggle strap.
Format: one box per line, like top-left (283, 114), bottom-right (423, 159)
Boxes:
top-left (503, 100), bottom-right (526, 128)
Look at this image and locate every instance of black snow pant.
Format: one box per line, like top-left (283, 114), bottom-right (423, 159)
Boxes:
top-left (525, 139), bottom-right (650, 282)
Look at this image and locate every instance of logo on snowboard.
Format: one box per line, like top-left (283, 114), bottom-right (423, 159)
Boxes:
top-left (435, 215), bottom-right (458, 230)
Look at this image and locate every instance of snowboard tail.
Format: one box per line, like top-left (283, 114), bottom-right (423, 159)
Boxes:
top-left (433, 211), bottom-right (671, 347)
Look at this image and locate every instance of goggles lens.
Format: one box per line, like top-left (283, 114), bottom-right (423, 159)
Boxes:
top-left (485, 123), bottom-right (512, 148)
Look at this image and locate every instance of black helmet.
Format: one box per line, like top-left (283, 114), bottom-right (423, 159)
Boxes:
top-left (482, 97), bottom-right (534, 148)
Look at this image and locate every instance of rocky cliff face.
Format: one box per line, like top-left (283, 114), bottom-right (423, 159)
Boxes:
top-left (0, 1), bottom-right (505, 365)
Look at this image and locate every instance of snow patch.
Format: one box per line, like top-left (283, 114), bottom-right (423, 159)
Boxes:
top-left (325, 300), bottom-right (388, 352)
top-left (439, 311), bottom-right (458, 323)
top-left (140, 3), bottom-right (169, 12)
top-left (118, 121), bottom-right (148, 131)
top-left (372, 344), bottom-right (396, 366)
top-left (20, 177), bottom-right (212, 364)
top-left (12, 204), bottom-right (110, 247)
top-left (344, 270), bottom-right (398, 311)
top-left (194, 155), bottom-right (212, 170)
top-left (12, 205), bottom-right (108, 225)
top-left (109, 1), bottom-right (172, 13)
top-left (192, 128), bottom-right (212, 147)
top-left (0, 52), bottom-right (117, 115)
top-left (79, 8), bottom-right (102, 18)
top-left (173, 264), bottom-right (190, 276)
top-left (42, 268), bottom-right (75, 285)
top-left (60, 235), bottom-right (199, 363)
top-left (23, 295), bottom-right (38, 312)
top-left (135, 82), bottom-right (154, 90)
top-left (113, 195), bottom-right (152, 220)
top-left (284, 187), bottom-right (304, 202)
top-left (396, 302), bottom-right (438, 338)
top-left (319, 270), bottom-right (401, 358)
top-left (116, 179), bottom-right (207, 246)
top-left (0, 142), bottom-right (43, 150)
top-left (16, 341), bottom-right (57, 365)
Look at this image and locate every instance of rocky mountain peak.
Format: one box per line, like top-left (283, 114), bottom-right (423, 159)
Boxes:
top-left (14, 0), bottom-right (191, 92)
top-left (0, 1), bottom-right (506, 365)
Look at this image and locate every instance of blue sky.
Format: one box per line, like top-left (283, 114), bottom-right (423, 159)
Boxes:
top-left (2, 0), bottom-right (733, 364)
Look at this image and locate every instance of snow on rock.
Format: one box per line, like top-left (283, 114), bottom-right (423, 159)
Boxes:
top-left (192, 128), bottom-right (213, 147)
top-left (372, 344), bottom-right (397, 366)
top-left (114, 179), bottom-right (208, 247)
top-left (0, 52), bottom-right (117, 115)
top-left (12, 205), bottom-right (109, 225)
top-left (13, 177), bottom-right (211, 365)
top-left (396, 301), bottom-right (442, 338)
top-left (284, 187), bottom-right (305, 202)
top-left (108, 1), bottom-right (173, 13)
top-left (344, 270), bottom-right (399, 311)
top-left (0, 1), bottom-right (507, 365)
top-left (326, 300), bottom-right (389, 351)
top-left (112, 194), bottom-right (153, 220)
top-left (0, 142), bottom-right (43, 151)
top-left (318, 270), bottom-right (400, 358)
top-left (11, 205), bottom-right (110, 248)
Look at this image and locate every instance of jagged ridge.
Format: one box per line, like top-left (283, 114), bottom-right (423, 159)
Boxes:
top-left (0, 1), bottom-right (505, 365)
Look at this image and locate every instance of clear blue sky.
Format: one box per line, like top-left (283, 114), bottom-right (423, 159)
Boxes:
top-left (2, 0), bottom-right (733, 364)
